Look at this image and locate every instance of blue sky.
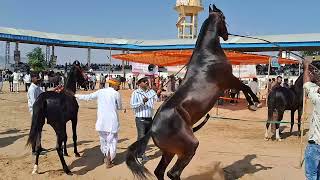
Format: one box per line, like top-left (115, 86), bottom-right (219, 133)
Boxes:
top-left (0, 0), bottom-right (319, 64)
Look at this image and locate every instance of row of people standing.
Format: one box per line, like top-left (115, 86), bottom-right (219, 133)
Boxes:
top-left (266, 76), bottom-right (294, 94)
top-left (2, 70), bottom-right (64, 93)
top-left (74, 75), bottom-right (161, 167)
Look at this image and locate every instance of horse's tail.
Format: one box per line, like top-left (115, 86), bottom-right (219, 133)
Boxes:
top-left (193, 114), bottom-right (210, 132)
top-left (126, 130), bottom-right (152, 179)
top-left (26, 97), bottom-right (46, 148)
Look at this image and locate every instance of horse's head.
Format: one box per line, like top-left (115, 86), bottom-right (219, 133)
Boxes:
top-left (208, 4), bottom-right (228, 41)
top-left (71, 60), bottom-right (87, 88)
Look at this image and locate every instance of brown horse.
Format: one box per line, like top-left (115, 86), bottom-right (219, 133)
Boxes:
top-left (126, 5), bottom-right (259, 180)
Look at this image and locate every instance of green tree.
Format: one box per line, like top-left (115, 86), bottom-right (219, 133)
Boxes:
top-left (27, 47), bottom-right (46, 71)
top-left (301, 51), bottom-right (320, 57)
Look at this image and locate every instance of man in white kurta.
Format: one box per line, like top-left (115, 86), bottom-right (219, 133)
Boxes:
top-left (75, 79), bottom-right (122, 168)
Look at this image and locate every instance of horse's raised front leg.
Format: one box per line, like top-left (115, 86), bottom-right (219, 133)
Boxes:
top-left (228, 75), bottom-right (257, 111)
top-left (72, 118), bottom-right (80, 157)
top-left (240, 83), bottom-right (262, 108)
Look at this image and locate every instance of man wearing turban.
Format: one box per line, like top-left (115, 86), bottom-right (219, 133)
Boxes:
top-left (75, 78), bottom-right (122, 168)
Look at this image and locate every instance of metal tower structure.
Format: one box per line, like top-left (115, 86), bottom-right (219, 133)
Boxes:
top-left (14, 42), bottom-right (20, 64)
top-left (46, 45), bottom-right (51, 63)
top-left (5, 42), bottom-right (10, 69)
top-left (175, 0), bottom-right (203, 39)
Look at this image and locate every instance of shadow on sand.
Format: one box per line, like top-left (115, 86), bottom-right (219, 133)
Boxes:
top-left (68, 139), bottom-right (162, 175)
top-left (0, 133), bottom-right (28, 148)
top-left (185, 154), bottom-right (272, 180)
top-left (0, 128), bottom-right (28, 135)
top-left (68, 138), bottom-right (129, 175)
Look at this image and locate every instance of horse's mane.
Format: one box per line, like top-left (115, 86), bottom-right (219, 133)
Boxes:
top-left (194, 18), bottom-right (210, 49)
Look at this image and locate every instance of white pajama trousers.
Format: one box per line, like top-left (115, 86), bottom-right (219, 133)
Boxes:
top-left (98, 131), bottom-right (118, 161)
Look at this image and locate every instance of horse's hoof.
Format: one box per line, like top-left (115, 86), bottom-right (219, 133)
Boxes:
top-left (256, 103), bottom-right (263, 108)
top-left (248, 105), bottom-right (257, 111)
top-left (32, 165), bottom-right (38, 175)
top-left (64, 169), bottom-right (72, 175)
top-left (276, 138), bottom-right (282, 142)
top-left (264, 137), bottom-right (270, 141)
top-left (75, 153), bottom-right (81, 157)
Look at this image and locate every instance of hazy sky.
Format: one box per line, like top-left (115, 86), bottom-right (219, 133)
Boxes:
top-left (0, 0), bottom-right (319, 64)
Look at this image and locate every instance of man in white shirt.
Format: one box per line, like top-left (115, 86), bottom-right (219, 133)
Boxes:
top-left (127, 76), bottom-right (133, 90)
top-left (303, 59), bottom-right (320, 180)
top-left (12, 70), bottom-right (20, 93)
top-left (75, 78), bottom-right (122, 168)
top-left (248, 77), bottom-right (259, 96)
top-left (27, 73), bottom-right (44, 114)
top-left (27, 73), bottom-right (48, 155)
top-left (130, 75), bottom-right (161, 162)
top-left (24, 71), bottom-right (31, 92)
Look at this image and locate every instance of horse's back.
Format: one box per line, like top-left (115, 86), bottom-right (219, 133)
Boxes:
top-left (36, 91), bottom-right (78, 123)
top-left (268, 87), bottom-right (297, 110)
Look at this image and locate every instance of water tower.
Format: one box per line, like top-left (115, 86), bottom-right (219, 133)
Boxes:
top-left (175, 0), bottom-right (203, 39)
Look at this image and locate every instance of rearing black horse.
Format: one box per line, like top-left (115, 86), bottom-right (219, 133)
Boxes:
top-left (26, 61), bottom-right (86, 174)
top-left (126, 5), bottom-right (260, 180)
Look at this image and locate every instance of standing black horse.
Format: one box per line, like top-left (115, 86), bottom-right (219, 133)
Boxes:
top-left (126, 5), bottom-right (261, 180)
top-left (26, 61), bottom-right (86, 174)
top-left (265, 61), bottom-right (320, 141)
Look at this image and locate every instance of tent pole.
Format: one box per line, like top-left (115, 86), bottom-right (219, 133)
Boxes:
top-left (299, 89), bottom-right (307, 168)
top-left (299, 63), bottom-right (301, 76)
top-left (108, 48), bottom-right (112, 76)
top-left (266, 58), bottom-right (271, 104)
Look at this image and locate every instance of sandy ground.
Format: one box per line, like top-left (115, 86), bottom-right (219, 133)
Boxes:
top-left (0, 82), bottom-right (311, 180)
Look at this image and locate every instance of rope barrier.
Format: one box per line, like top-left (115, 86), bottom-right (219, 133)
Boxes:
top-left (210, 115), bottom-right (305, 125)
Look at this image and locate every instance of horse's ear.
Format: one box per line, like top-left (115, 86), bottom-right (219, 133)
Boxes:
top-left (212, 4), bottom-right (221, 13)
top-left (212, 4), bottom-right (217, 11)
top-left (209, 4), bottom-right (212, 13)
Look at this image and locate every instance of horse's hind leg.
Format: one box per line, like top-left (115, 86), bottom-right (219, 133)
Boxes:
top-left (72, 117), bottom-right (80, 157)
top-left (167, 138), bottom-right (199, 180)
top-left (32, 122), bottom-right (45, 174)
top-left (32, 148), bottom-right (41, 174)
top-left (54, 126), bottom-right (71, 174)
top-left (290, 110), bottom-right (295, 135)
top-left (297, 107), bottom-right (303, 137)
top-left (63, 136), bottom-right (69, 156)
top-left (265, 108), bottom-right (273, 140)
top-left (154, 151), bottom-right (174, 180)
top-left (275, 111), bottom-right (284, 141)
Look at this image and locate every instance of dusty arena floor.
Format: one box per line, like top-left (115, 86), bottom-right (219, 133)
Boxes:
top-left (0, 82), bottom-right (311, 180)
